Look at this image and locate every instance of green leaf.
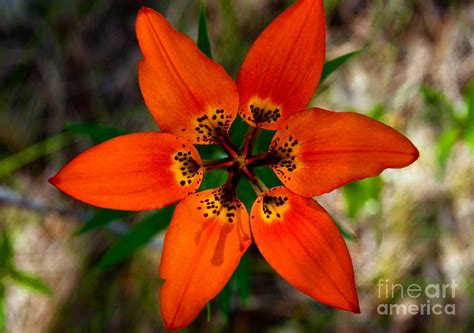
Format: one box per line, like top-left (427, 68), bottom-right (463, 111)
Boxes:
top-left (233, 253), bottom-right (250, 303)
top-left (198, 0), bottom-right (212, 59)
top-left (195, 144), bottom-right (227, 161)
top-left (97, 205), bottom-right (175, 269)
top-left (8, 270), bottom-right (52, 296)
top-left (254, 167), bottom-right (282, 188)
top-left (0, 133), bottom-right (72, 177)
top-left (333, 218), bottom-right (357, 241)
top-left (320, 49), bottom-right (362, 84)
top-left (0, 282), bottom-right (5, 333)
top-left (229, 115), bottom-right (250, 148)
top-left (237, 177), bottom-right (257, 212)
top-left (420, 86), bottom-right (460, 125)
top-left (199, 169), bottom-right (228, 191)
top-left (0, 230), bottom-right (13, 269)
top-left (217, 276), bottom-right (232, 318)
top-left (252, 130), bottom-right (275, 155)
top-left (342, 177), bottom-right (382, 219)
top-left (217, 253), bottom-right (250, 319)
top-left (66, 122), bottom-right (127, 143)
top-left (206, 302), bottom-right (211, 322)
top-left (435, 129), bottom-right (459, 171)
top-left (464, 79), bottom-right (474, 124)
top-left (464, 124), bottom-right (474, 151)
top-left (324, 0), bottom-right (341, 15)
top-left (368, 103), bottom-right (386, 121)
top-left (75, 209), bottom-right (130, 235)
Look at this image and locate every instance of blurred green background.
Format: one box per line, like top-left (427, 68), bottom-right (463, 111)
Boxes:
top-left (1, 0), bottom-right (473, 332)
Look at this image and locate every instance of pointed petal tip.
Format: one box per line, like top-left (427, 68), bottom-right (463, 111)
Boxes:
top-left (400, 137), bottom-right (420, 168)
top-left (411, 143), bottom-right (420, 163)
top-left (136, 6), bottom-right (239, 144)
top-left (164, 321), bottom-right (186, 331)
top-left (138, 6), bottom-right (152, 15)
top-left (137, 7), bottom-right (159, 24)
top-left (345, 297), bottom-right (361, 314)
top-left (161, 314), bottom-right (182, 331)
top-left (159, 189), bottom-right (251, 330)
top-left (49, 133), bottom-right (202, 211)
top-left (160, 287), bottom-right (187, 331)
top-left (326, 293), bottom-right (360, 314)
top-left (236, 0), bottom-right (325, 129)
top-left (48, 175), bottom-right (59, 186)
top-left (270, 109), bottom-right (422, 197)
top-left (352, 303), bottom-right (361, 314)
top-left (345, 289), bottom-right (361, 313)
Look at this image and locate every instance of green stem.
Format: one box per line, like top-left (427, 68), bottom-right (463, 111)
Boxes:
top-left (245, 171), bottom-right (268, 195)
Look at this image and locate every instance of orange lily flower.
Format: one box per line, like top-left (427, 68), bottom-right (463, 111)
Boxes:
top-left (50, 1), bottom-right (419, 330)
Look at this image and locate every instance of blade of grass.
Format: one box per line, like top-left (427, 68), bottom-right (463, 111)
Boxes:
top-left (217, 253), bottom-right (251, 319)
top-left (233, 253), bottom-right (250, 304)
top-left (198, 0), bottom-right (213, 59)
top-left (464, 79), bottom-right (474, 123)
top-left (8, 270), bottom-right (52, 296)
top-left (66, 122), bottom-right (128, 143)
top-left (206, 302), bottom-right (211, 322)
top-left (320, 49), bottom-right (363, 84)
top-left (342, 177), bottom-right (382, 219)
top-left (332, 217), bottom-right (357, 241)
top-left (97, 205), bottom-right (175, 269)
top-left (0, 230), bottom-right (13, 269)
top-left (436, 129), bottom-right (459, 172)
top-left (217, 277), bottom-right (232, 318)
top-left (0, 133), bottom-right (72, 177)
top-left (75, 209), bottom-right (130, 235)
top-left (421, 86), bottom-right (460, 125)
top-left (0, 282), bottom-right (5, 333)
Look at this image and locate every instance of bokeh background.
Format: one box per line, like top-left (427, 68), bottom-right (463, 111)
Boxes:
top-left (1, 0), bottom-right (473, 332)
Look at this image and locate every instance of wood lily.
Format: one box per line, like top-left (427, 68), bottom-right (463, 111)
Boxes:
top-left (50, 0), bottom-right (419, 330)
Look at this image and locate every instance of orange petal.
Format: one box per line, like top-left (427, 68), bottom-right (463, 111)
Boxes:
top-left (237, 0), bottom-right (326, 130)
top-left (137, 7), bottom-right (239, 144)
top-left (250, 186), bottom-right (359, 312)
top-left (160, 187), bottom-right (251, 330)
top-left (269, 108), bottom-right (419, 197)
top-left (49, 133), bottom-right (203, 211)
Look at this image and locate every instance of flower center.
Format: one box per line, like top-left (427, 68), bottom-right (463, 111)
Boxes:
top-left (200, 120), bottom-right (301, 198)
